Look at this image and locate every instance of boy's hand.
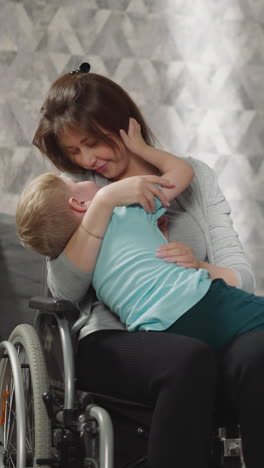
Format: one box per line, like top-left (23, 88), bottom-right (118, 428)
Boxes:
top-left (120, 118), bottom-right (148, 155)
top-left (96, 175), bottom-right (172, 214)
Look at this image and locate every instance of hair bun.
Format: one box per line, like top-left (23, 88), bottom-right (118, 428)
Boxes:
top-left (79, 62), bottom-right (91, 73)
top-left (70, 62), bottom-right (91, 75)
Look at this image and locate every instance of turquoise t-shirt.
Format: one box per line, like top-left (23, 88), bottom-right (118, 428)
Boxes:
top-left (92, 199), bottom-right (212, 331)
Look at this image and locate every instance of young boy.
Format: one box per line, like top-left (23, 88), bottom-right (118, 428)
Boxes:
top-left (17, 169), bottom-right (209, 329)
top-left (16, 120), bottom-right (264, 349)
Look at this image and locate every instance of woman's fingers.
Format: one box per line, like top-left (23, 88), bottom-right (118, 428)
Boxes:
top-left (156, 247), bottom-right (187, 257)
top-left (157, 252), bottom-right (191, 262)
top-left (162, 255), bottom-right (198, 269)
top-left (155, 241), bottom-right (200, 269)
top-left (156, 242), bottom-right (186, 252)
top-left (165, 255), bottom-right (192, 264)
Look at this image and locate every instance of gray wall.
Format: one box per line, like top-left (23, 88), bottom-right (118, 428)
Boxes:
top-left (0, 0), bottom-right (264, 336)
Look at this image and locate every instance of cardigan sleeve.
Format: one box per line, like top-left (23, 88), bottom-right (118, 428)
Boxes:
top-left (47, 252), bottom-right (93, 303)
top-left (204, 164), bottom-right (256, 293)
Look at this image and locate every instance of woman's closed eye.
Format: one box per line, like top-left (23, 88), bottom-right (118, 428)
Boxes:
top-left (66, 141), bottom-right (97, 156)
top-left (86, 140), bottom-right (97, 148)
top-left (68, 148), bottom-right (80, 156)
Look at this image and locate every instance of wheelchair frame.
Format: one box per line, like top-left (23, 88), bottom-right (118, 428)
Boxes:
top-left (0, 295), bottom-right (246, 468)
top-left (0, 296), bottom-right (114, 468)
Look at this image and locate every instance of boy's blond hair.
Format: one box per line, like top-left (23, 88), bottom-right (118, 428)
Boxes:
top-left (16, 173), bottom-right (79, 258)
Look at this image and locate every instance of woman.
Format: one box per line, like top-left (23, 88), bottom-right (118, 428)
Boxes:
top-left (32, 63), bottom-right (260, 468)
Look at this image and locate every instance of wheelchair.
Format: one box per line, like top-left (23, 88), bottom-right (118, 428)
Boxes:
top-left (0, 295), bottom-right (246, 468)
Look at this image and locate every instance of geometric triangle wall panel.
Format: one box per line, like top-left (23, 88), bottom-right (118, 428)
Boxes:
top-left (0, 0), bottom-right (264, 293)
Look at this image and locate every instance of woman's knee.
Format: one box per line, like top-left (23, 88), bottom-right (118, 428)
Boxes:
top-left (221, 330), bottom-right (264, 380)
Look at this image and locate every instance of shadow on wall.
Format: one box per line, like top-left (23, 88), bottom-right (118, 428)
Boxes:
top-left (0, 213), bottom-right (45, 339)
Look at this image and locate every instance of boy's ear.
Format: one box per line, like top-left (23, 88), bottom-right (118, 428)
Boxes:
top-left (68, 197), bottom-right (89, 213)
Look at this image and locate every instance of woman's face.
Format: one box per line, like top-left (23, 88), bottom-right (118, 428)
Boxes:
top-left (59, 127), bottom-right (131, 180)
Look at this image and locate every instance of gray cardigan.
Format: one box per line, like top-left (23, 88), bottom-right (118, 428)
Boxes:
top-left (47, 157), bottom-right (256, 339)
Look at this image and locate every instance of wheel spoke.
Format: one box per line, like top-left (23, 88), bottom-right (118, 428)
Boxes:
top-left (7, 416), bottom-right (16, 452)
top-left (10, 452), bottom-right (16, 468)
top-left (4, 378), bottom-right (15, 452)
top-left (5, 385), bottom-right (13, 444)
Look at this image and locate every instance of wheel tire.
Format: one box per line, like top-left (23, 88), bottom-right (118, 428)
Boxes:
top-left (9, 324), bottom-right (51, 467)
top-left (0, 341), bottom-right (26, 468)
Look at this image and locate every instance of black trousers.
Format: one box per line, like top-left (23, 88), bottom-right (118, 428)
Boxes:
top-left (76, 330), bottom-right (216, 468)
top-left (217, 329), bottom-right (264, 468)
top-left (76, 329), bottom-right (264, 468)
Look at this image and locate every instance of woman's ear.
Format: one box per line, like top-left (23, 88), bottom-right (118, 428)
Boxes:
top-left (68, 197), bottom-right (88, 213)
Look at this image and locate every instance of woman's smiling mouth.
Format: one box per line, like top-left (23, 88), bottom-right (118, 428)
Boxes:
top-left (96, 162), bottom-right (109, 173)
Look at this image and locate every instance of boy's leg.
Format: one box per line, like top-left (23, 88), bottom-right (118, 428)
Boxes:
top-left (219, 330), bottom-right (264, 468)
top-left (76, 329), bottom-right (216, 468)
top-left (168, 278), bottom-right (264, 349)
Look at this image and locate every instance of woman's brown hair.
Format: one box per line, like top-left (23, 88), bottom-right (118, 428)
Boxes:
top-left (33, 72), bottom-right (155, 174)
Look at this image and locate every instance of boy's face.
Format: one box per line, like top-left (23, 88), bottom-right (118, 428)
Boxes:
top-left (62, 177), bottom-right (100, 202)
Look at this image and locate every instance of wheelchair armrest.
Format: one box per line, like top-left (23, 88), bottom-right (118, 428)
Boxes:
top-left (29, 296), bottom-right (80, 322)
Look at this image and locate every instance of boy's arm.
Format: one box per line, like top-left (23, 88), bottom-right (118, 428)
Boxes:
top-left (64, 118), bottom-right (190, 272)
top-left (64, 192), bottom-right (113, 272)
top-left (64, 175), bottom-right (174, 272)
top-left (120, 118), bottom-right (194, 201)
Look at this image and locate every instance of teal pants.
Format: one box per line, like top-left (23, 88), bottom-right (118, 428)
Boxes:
top-left (168, 278), bottom-right (264, 349)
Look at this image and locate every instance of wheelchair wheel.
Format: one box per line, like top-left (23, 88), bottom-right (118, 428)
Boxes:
top-left (0, 341), bottom-right (25, 468)
top-left (3, 324), bottom-right (51, 467)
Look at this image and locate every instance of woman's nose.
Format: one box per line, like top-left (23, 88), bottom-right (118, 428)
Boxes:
top-left (81, 149), bottom-right (96, 167)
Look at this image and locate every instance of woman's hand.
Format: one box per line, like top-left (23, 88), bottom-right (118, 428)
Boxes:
top-left (156, 241), bottom-right (201, 269)
top-left (120, 118), bottom-right (148, 155)
top-left (96, 175), bottom-right (173, 213)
